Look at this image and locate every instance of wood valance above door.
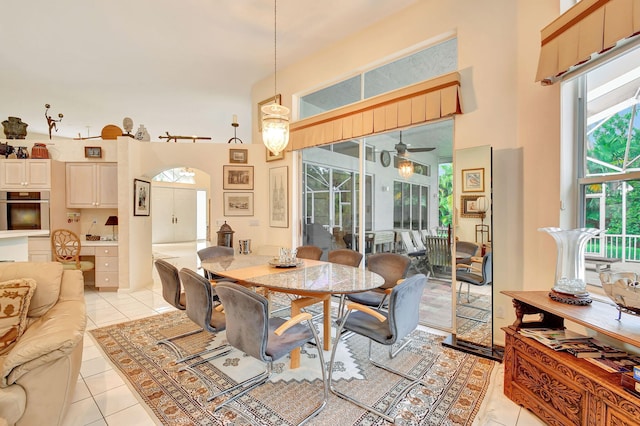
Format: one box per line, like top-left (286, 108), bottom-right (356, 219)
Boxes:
top-left (289, 72), bottom-right (462, 150)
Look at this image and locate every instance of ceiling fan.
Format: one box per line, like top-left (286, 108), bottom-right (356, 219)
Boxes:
top-left (394, 131), bottom-right (435, 156)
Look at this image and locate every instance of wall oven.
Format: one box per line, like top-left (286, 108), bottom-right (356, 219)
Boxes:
top-left (0, 191), bottom-right (50, 232)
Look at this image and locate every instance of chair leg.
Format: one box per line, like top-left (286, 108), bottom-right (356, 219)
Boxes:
top-left (157, 328), bottom-right (204, 361)
top-left (329, 314), bottom-right (425, 423)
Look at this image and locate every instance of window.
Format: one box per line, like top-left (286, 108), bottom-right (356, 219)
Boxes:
top-left (299, 38), bottom-right (457, 119)
top-left (576, 47), bottom-right (640, 264)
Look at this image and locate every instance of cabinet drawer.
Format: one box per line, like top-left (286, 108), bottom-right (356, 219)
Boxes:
top-left (95, 257), bottom-right (118, 272)
top-left (95, 246), bottom-right (118, 257)
top-left (95, 271), bottom-right (118, 288)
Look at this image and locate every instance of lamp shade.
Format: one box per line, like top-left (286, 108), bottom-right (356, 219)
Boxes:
top-left (261, 104), bottom-right (290, 156)
top-left (105, 216), bottom-right (118, 226)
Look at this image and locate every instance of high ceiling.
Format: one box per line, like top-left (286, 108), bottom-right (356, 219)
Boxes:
top-left (0, 0), bottom-right (417, 142)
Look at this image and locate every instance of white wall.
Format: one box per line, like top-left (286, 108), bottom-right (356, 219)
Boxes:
top-left (252, 0), bottom-right (563, 344)
top-left (120, 138), bottom-right (292, 290)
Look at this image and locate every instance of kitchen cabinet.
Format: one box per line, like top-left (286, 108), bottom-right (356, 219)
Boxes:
top-left (66, 162), bottom-right (117, 208)
top-left (0, 159), bottom-right (51, 190)
top-left (151, 186), bottom-right (197, 243)
top-left (502, 291), bottom-right (640, 425)
top-left (28, 236), bottom-right (51, 262)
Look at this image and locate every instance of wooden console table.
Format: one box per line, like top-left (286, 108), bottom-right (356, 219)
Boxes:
top-left (502, 291), bottom-right (640, 426)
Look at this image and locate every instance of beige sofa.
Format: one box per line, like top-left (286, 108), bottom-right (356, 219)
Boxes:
top-left (0, 262), bottom-right (86, 426)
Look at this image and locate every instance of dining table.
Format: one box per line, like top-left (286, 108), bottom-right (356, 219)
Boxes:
top-left (201, 254), bottom-right (385, 368)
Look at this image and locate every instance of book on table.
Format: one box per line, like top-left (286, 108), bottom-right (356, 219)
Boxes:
top-left (519, 328), bottom-right (592, 349)
top-left (585, 355), bottom-right (640, 373)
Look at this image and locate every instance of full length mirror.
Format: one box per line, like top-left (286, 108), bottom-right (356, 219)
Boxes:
top-left (446, 145), bottom-right (497, 358)
top-left (301, 119), bottom-right (455, 332)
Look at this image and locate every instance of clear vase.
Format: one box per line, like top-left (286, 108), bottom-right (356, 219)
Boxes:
top-left (539, 227), bottom-right (602, 294)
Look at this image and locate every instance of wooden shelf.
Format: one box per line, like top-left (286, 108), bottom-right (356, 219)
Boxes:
top-left (502, 290), bottom-right (640, 348)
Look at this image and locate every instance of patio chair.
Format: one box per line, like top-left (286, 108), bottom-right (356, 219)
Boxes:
top-left (329, 274), bottom-right (428, 422)
top-left (399, 231), bottom-right (428, 273)
top-left (424, 235), bottom-right (452, 277)
top-left (209, 282), bottom-right (328, 422)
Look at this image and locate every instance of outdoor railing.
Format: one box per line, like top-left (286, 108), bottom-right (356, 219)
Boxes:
top-left (586, 233), bottom-right (640, 262)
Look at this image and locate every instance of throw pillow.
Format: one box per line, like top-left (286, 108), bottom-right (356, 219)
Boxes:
top-left (0, 279), bottom-right (37, 355)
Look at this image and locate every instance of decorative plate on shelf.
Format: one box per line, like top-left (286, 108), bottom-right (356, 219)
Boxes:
top-left (268, 259), bottom-right (304, 268)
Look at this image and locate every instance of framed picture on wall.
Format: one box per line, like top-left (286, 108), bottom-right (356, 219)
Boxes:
top-left (133, 178), bottom-right (151, 216)
top-left (269, 166), bottom-right (288, 228)
top-left (223, 165), bottom-right (254, 190)
top-left (461, 168), bottom-right (484, 192)
top-left (229, 148), bottom-right (248, 164)
top-left (265, 147), bottom-right (284, 162)
top-left (223, 192), bottom-right (254, 216)
top-left (460, 195), bottom-right (483, 218)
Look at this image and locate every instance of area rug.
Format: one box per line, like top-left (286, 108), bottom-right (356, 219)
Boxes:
top-left (90, 310), bottom-right (495, 425)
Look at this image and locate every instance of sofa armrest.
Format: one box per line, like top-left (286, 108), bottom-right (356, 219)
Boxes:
top-left (1, 299), bottom-right (86, 387)
top-left (58, 269), bottom-right (84, 302)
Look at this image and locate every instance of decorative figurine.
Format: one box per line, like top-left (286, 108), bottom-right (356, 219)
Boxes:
top-left (45, 104), bottom-right (63, 139)
top-left (2, 117), bottom-right (28, 139)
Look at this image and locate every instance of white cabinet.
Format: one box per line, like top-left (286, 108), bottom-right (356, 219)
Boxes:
top-left (152, 187), bottom-right (197, 243)
top-left (28, 236), bottom-right (51, 262)
top-left (66, 163), bottom-right (117, 208)
top-left (0, 159), bottom-right (51, 190)
top-left (81, 244), bottom-right (119, 290)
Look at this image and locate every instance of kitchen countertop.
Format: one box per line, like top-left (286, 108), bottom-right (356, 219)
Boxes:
top-left (0, 230), bottom-right (49, 239)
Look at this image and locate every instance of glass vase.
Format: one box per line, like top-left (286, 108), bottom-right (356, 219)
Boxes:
top-left (539, 227), bottom-right (602, 294)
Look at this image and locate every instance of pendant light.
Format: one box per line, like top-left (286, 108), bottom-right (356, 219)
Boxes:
top-left (262, 0), bottom-right (290, 156)
top-left (396, 132), bottom-right (414, 179)
top-left (398, 158), bottom-right (414, 179)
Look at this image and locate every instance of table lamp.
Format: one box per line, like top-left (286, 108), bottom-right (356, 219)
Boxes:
top-left (105, 216), bottom-right (118, 241)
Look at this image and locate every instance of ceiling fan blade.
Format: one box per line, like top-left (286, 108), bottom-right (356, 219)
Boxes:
top-left (407, 147), bottom-right (435, 152)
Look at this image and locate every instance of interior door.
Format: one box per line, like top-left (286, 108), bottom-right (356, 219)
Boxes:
top-left (172, 188), bottom-right (197, 242)
top-left (151, 187), bottom-right (175, 243)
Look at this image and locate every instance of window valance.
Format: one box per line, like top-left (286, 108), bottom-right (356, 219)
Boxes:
top-left (289, 72), bottom-right (461, 150)
top-left (536, 0), bottom-right (640, 85)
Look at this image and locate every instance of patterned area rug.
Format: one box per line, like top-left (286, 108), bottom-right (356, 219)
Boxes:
top-left (456, 294), bottom-right (492, 347)
top-left (90, 310), bottom-right (495, 425)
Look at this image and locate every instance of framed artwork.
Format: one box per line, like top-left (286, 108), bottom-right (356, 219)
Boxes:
top-left (265, 147), bottom-right (284, 162)
top-left (229, 148), bottom-right (248, 164)
top-left (133, 178), bottom-right (151, 216)
top-left (223, 192), bottom-right (254, 216)
top-left (461, 168), bottom-right (485, 192)
top-left (257, 94), bottom-right (282, 132)
top-left (269, 166), bottom-right (288, 228)
top-left (460, 195), bottom-right (483, 218)
top-left (223, 165), bottom-right (254, 190)
top-left (84, 146), bottom-right (102, 158)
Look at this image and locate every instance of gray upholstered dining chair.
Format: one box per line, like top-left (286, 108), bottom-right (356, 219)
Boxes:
top-left (170, 268), bottom-right (229, 365)
top-left (456, 251), bottom-right (492, 303)
top-left (295, 245), bottom-right (323, 260)
top-left (328, 248), bottom-right (363, 267)
top-left (197, 245), bottom-right (235, 280)
top-left (345, 253), bottom-right (411, 309)
top-left (155, 259), bottom-right (205, 356)
top-left (209, 282), bottom-right (328, 422)
top-left (329, 273), bottom-right (428, 422)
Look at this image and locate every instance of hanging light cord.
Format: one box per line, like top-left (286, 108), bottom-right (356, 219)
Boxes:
top-left (272, 0), bottom-right (278, 97)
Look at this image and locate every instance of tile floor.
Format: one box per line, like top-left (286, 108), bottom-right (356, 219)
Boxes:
top-left (62, 242), bottom-right (545, 426)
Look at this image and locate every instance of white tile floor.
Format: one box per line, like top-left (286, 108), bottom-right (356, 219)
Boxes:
top-left (63, 242), bottom-right (544, 426)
